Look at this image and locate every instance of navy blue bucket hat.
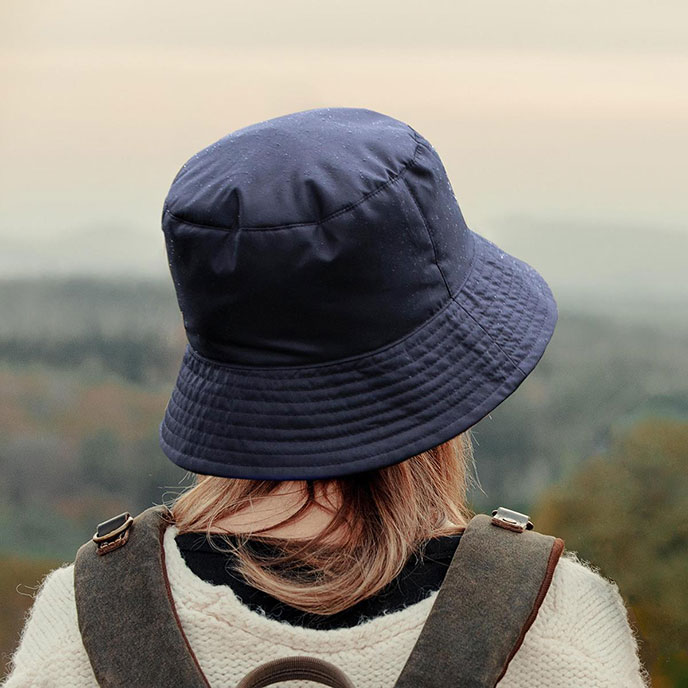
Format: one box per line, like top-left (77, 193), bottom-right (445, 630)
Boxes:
top-left (159, 107), bottom-right (557, 481)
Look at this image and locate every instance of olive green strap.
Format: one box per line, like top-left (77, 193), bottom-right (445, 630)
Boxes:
top-left (74, 505), bottom-right (211, 688)
top-left (393, 512), bottom-right (564, 688)
top-left (75, 508), bottom-right (562, 688)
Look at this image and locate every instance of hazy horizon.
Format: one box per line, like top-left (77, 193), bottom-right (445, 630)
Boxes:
top-left (1, 1), bottom-right (686, 300)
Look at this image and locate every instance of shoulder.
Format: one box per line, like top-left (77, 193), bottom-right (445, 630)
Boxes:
top-left (11, 564), bottom-right (77, 648)
top-left (547, 552), bottom-right (639, 637)
top-left (501, 551), bottom-right (649, 687)
top-left (2, 564), bottom-right (96, 687)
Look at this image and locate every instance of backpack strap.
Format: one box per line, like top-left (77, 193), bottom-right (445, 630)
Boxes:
top-left (75, 506), bottom-right (562, 688)
top-left (74, 505), bottom-right (211, 688)
top-left (393, 509), bottom-right (565, 688)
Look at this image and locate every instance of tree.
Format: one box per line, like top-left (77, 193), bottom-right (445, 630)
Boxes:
top-left (534, 418), bottom-right (688, 687)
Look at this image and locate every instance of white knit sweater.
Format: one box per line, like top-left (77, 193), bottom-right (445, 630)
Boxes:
top-left (3, 525), bottom-right (649, 687)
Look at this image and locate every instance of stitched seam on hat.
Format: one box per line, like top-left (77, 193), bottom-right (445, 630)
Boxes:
top-left (403, 130), bottom-right (479, 303)
top-left (158, 346), bottom-right (516, 463)
top-left (409, 129), bottom-right (434, 155)
top-left (400, 175), bottom-right (452, 301)
top-left (161, 317), bottom-right (515, 448)
top-left (453, 298), bottom-right (531, 374)
top-left (161, 344), bottom-right (502, 451)
top-left (171, 320), bottom-right (492, 416)
top-left (455, 242), bottom-right (552, 377)
top-left (163, 142), bottom-right (423, 233)
top-left (180, 234), bottom-right (537, 383)
top-left (183, 290), bottom-right (459, 374)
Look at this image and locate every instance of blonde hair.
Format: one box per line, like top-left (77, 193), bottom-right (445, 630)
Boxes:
top-left (169, 431), bottom-right (475, 616)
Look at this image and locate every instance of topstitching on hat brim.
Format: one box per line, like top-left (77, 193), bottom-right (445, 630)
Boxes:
top-left (159, 231), bottom-right (557, 481)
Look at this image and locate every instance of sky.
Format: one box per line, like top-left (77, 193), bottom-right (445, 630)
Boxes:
top-left (0, 1), bottom-right (686, 296)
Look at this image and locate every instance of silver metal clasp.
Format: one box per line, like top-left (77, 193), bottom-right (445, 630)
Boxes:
top-left (92, 512), bottom-right (134, 555)
top-left (491, 507), bottom-right (533, 533)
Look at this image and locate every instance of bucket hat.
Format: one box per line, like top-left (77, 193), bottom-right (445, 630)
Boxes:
top-left (159, 107), bottom-right (558, 481)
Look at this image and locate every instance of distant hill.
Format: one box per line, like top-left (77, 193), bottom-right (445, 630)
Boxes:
top-left (0, 277), bottom-right (183, 384)
top-left (490, 218), bottom-right (688, 329)
top-left (0, 225), bottom-right (168, 279)
top-left (1, 277), bottom-right (687, 543)
top-left (2, 219), bottom-right (687, 332)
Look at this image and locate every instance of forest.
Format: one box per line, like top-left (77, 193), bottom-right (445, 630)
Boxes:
top-left (0, 277), bottom-right (686, 685)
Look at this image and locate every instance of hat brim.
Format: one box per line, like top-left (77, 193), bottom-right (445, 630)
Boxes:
top-left (159, 230), bottom-right (557, 480)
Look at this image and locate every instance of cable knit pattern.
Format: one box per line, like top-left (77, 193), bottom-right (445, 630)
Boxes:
top-left (3, 525), bottom-right (649, 687)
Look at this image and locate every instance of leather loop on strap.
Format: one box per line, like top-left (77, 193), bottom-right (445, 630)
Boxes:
top-left (74, 505), bottom-right (211, 688)
top-left (393, 514), bottom-right (564, 688)
top-left (236, 655), bottom-right (355, 688)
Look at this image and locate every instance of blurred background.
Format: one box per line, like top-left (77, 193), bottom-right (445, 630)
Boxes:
top-left (1, 1), bottom-right (686, 684)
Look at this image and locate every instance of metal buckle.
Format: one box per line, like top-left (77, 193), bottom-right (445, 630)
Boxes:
top-left (92, 512), bottom-right (134, 555)
top-left (491, 507), bottom-right (533, 533)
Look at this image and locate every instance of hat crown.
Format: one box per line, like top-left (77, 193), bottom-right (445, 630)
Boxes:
top-left (162, 107), bottom-right (474, 367)
top-left (164, 108), bottom-right (417, 230)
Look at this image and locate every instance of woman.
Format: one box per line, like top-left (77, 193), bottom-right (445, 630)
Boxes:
top-left (4, 108), bottom-right (647, 687)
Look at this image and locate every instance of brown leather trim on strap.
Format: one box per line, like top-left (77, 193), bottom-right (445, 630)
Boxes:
top-left (494, 536), bottom-right (565, 684)
top-left (393, 514), bottom-right (565, 688)
top-left (74, 505), bottom-right (211, 688)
